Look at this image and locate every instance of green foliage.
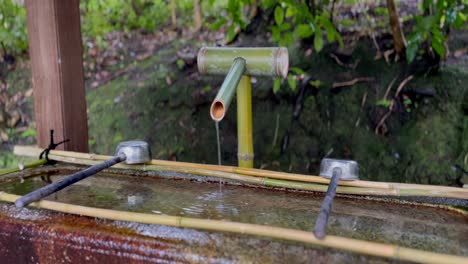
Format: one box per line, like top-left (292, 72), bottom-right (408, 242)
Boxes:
top-left (406, 0), bottom-right (467, 63)
top-left (0, 0), bottom-right (27, 55)
top-left (20, 129), bottom-right (36, 139)
top-left (376, 99), bottom-right (392, 108)
top-left (80, 0), bottom-right (170, 37)
top-left (265, 1), bottom-right (343, 50)
top-left (273, 77), bottom-right (281, 94)
top-left (0, 152), bottom-right (16, 169)
top-left (176, 59), bottom-right (185, 70)
top-left (287, 74), bottom-right (296, 92)
top-left (213, 0), bottom-right (253, 43)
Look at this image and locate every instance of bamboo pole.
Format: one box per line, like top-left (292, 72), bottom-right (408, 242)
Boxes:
top-left (13, 146), bottom-right (389, 188)
top-left (237, 75), bottom-right (254, 168)
top-left (12, 146), bottom-right (468, 199)
top-left (210, 57), bottom-right (246, 121)
top-left (198, 47), bottom-right (289, 78)
top-left (0, 191), bottom-right (465, 264)
top-left (0, 159), bottom-right (47, 176)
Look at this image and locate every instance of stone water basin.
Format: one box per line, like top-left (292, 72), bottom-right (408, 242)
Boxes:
top-left (0, 166), bottom-right (466, 263)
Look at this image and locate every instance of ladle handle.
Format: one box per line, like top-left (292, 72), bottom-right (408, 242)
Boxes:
top-left (15, 154), bottom-right (126, 208)
top-left (313, 167), bottom-right (341, 239)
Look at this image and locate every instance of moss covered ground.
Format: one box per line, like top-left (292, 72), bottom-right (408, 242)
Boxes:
top-left (1, 35), bottom-right (467, 186)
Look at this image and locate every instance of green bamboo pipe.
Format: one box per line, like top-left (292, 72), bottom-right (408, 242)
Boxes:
top-left (210, 57), bottom-right (246, 121)
top-left (237, 75), bottom-right (254, 168)
top-left (198, 47), bottom-right (289, 78)
top-left (0, 159), bottom-right (47, 176)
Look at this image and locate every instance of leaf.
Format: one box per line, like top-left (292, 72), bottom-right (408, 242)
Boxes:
top-left (289, 67), bottom-right (305, 75)
top-left (210, 17), bottom-right (227, 31)
top-left (320, 16), bottom-right (336, 42)
top-left (227, 0), bottom-right (237, 13)
top-left (283, 32), bottom-right (294, 45)
top-left (285, 6), bottom-right (296, 18)
top-left (279, 22), bottom-right (291, 31)
top-left (431, 37), bottom-right (445, 57)
top-left (226, 24), bottom-right (237, 43)
top-left (454, 12), bottom-right (466, 28)
top-left (287, 75), bottom-right (296, 92)
top-left (418, 16), bottom-right (437, 31)
top-left (314, 27), bottom-right (323, 52)
top-left (406, 42), bottom-right (419, 63)
top-left (376, 99), bottom-right (392, 108)
top-left (407, 32), bottom-right (422, 46)
top-left (294, 24), bottom-right (313, 38)
top-left (270, 26), bottom-right (280, 41)
top-left (20, 129), bottom-right (37, 139)
top-left (336, 34), bottom-right (344, 48)
top-left (446, 8), bottom-right (457, 24)
top-left (274, 6), bottom-right (284, 25)
top-left (309, 79), bottom-right (322, 87)
top-left (273, 78), bottom-right (281, 94)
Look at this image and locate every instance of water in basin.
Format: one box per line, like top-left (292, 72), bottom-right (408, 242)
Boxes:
top-left (0, 170), bottom-right (466, 256)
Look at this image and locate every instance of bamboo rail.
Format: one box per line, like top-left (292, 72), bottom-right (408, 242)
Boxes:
top-left (0, 191), bottom-right (465, 263)
top-left (0, 159), bottom-right (47, 176)
top-left (12, 146), bottom-right (468, 199)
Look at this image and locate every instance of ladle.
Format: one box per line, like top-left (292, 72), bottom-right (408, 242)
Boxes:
top-left (15, 141), bottom-right (151, 207)
top-left (313, 158), bottom-right (359, 239)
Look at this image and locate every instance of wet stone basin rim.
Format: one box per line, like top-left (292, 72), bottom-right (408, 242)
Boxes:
top-left (0, 190), bottom-right (466, 264)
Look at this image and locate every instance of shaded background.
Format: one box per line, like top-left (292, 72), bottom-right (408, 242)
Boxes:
top-left (0, 0), bottom-right (467, 186)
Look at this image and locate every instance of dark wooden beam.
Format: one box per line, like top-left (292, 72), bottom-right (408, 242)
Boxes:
top-left (25, 0), bottom-right (88, 152)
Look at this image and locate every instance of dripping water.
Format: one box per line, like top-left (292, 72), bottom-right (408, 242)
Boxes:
top-left (215, 121), bottom-right (223, 190)
top-left (215, 121), bottom-right (221, 166)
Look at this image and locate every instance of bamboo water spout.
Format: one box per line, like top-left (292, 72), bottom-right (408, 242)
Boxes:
top-left (198, 47), bottom-right (289, 168)
top-left (210, 57), bottom-right (246, 121)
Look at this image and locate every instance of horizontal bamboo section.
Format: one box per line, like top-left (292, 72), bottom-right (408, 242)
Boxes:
top-left (0, 191), bottom-right (465, 264)
top-left (13, 145), bottom-right (468, 199)
top-left (0, 159), bottom-right (47, 176)
top-left (198, 47), bottom-right (289, 78)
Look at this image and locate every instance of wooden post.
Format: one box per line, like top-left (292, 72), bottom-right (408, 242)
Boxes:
top-left (25, 0), bottom-right (88, 152)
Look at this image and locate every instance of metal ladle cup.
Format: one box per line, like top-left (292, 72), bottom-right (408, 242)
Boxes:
top-left (15, 141), bottom-right (151, 208)
top-left (313, 158), bottom-right (359, 239)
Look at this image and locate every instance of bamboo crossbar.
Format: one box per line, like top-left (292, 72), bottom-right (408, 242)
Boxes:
top-left (12, 145), bottom-right (468, 199)
top-left (0, 191), bottom-right (465, 264)
top-left (0, 159), bottom-right (47, 176)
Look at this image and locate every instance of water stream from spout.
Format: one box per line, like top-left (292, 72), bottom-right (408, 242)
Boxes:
top-left (215, 121), bottom-right (223, 190)
top-left (215, 121), bottom-right (221, 166)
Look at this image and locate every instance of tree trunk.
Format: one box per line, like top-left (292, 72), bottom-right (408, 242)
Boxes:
top-left (193, 0), bottom-right (202, 32)
top-left (248, 0), bottom-right (258, 19)
top-left (171, 0), bottom-right (177, 29)
top-left (386, 0), bottom-right (406, 55)
top-left (130, 0), bottom-right (143, 16)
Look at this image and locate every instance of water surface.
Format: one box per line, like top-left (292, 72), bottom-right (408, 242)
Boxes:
top-left (0, 172), bottom-right (467, 256)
